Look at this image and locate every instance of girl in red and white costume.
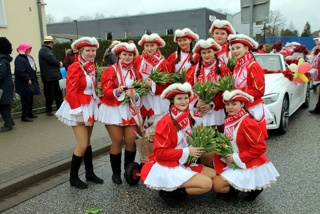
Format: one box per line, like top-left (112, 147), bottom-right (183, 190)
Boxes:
top-left (167, 28), bottom-right (200, 73)
top-left (228, 34), bottom-right (272, 138)
top-left (56, 37), bottom-right (103, 189)
top-left (209, 18), bottom-right (236, 65)
top-left (98, 42), bottom-right (142, 184)
top-left (213, 89), bottom-right (279, 201)
top-left (135, 33), bottom-right (171, 118)
top-left (140, 82), bottom-right (216, 208)
top-left (186, 38), bottom-right (231, 131)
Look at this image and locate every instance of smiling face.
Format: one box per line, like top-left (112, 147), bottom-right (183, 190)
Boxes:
top-left (80, 46), bottom-right (97, 61)
top-left (173, 94), bottom-right (190, 111)
top-left (119, 51), bottom-right (134, 64)
top-left (143, 42), bottom-right (159, 55)
top-left (177, 38), bottom-right (192, 52)
top-left (200, 48), bottom-right (216, 63)
top-left (225, 101), bottom-right (245, 116)
top-left (212, 29), bottom-right (228, 45)
top-left (231, 43), bottom-right (249, 59)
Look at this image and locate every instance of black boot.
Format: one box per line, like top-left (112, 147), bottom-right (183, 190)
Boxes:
top-left (83, 146), bottom-right (104, 184)
top-left (110, 153), bottom-right (122, 184)
top-left (69, 154), bottom-right (88, 189)
top-left (216, 185), bottom-right (240, 198)
top-left (244, 189), bottom-right (263, 201)
top-left (124, 150), bottom-right (136, 170)
top-left (171, 188), bottom-right (188, 202)
top-left (159, 190), bottom-right (183, 208)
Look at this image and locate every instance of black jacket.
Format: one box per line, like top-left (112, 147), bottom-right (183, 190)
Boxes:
top-left (0, 54), bottom-right (14, 105)
top-left (14, 54), bottom-right (40, 96)
top-left (38, 45), bottom-right (62, 82)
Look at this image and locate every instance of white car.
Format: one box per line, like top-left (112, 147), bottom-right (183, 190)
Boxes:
top-left (254, 54), bottom-right (310, 134)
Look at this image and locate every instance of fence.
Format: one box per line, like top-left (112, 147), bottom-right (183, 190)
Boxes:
top-left (266, 36), bottom-right (315, 50)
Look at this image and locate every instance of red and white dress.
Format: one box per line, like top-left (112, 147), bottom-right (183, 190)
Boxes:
top-left (56, 55), bottom-right (99, 126)
top-left (186, 60), bottom-right (231, 126)
top-left (167, 51), bottom-right (199, 73)
top-left (140, 106), bottom-right (203, 191)
top-left (214, 109), bottom-right (279, 191)
top-left (232, 52), bottom-right (272, 138)
top-left (98, 61), bottom-right (142, 125)
top-left (310, 52), bottom-right (320, 85)
top-left (217, 41), bottom-right (230, 65)
top-left (135, 51), bottom-right (171, 117)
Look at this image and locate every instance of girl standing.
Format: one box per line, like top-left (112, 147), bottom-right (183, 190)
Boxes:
top-left (141, 82), bottom-right (216, 208)
top-left (98, 42), bottom-right (141, 184)
top-left (55, 37), bottom-right (103, 189)
top-left (228, 34), bottom-right (271, 138)
top-left (213, 89), bottom-right (279, 201)
top-left (167, 28), bottom-right (199, 73)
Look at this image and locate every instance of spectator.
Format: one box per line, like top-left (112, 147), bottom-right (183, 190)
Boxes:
top-left (63, 48), bottom-right (78, 70)
top-left (102, 40), bottom-right (120, 67)
top-left (38, 35), bottom-right (63, 116)
top-left (0, 37), bottom-right (14, 132)
top-left (257, 44), bottom-right (267, 53)
top-left (14, 43), bottom-right (40, 122)
top-left (270, 41), bottom-right (282, 54)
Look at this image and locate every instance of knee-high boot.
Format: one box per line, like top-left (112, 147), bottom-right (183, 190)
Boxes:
top-left (110, 153), bottom-right (122, 184)
top-left (70, 154), bottom-right (88, 189)
top-left (83, 146), bottom-right (104, 184)
top-left (124, 150), bottom-right (136, 170)
top-left (244, 189), bottom-right (263, 201)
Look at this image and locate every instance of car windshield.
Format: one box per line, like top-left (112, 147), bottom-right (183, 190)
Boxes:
top-left (255, 54), bottom-right (282, 71)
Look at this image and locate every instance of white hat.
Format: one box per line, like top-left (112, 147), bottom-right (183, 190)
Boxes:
top-left (174, 28), bottom-right (199, 42)
top-left (71, 37), bottom-right (99, 51)
top-left (228, 34), bottom-right (259, 50)
top-left (222, 89), bottom-right (254, 103)
top-left (161, 82), bottom-right (193, 100)
top-left (43, 35), bottom-right (54, 42)
top-left (138, 33), bottom-right (166, 48)
top-left (111, 42), bottom-right (139, 56)
top-left (192, 38), bottom-right (222, 54)
top-left (209, 19), bottom-right (236, 35)
top-left (109, 40), bottom-right (121, 49)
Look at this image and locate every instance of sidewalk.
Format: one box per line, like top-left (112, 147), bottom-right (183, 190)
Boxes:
top-left (0, 113), bottom-right (111, 199)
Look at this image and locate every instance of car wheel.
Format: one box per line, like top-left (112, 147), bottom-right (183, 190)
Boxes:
top-left (300, 83), bottom-right (310, 109)
top-left (277, 95), bottom-right (289, 134)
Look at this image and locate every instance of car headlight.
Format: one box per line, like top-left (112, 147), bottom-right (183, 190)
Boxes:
top-left (262, 93), bottom-right (280, 104)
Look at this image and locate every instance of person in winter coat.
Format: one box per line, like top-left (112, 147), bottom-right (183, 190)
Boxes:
top-left (14, 43), bottom-right (40, 122)
top-left (38, 35), bottom-right (63, 116)
top-left (55, 37), bottom-right (104, 189)
top-left (0, 37), bottom-right (14, 132)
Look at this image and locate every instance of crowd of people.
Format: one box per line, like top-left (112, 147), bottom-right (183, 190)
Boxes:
top-left (2, 16), bottom-right (319, 208)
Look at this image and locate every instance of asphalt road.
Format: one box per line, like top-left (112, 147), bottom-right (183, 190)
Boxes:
top-left (2, 93), bottom-right (320, 214)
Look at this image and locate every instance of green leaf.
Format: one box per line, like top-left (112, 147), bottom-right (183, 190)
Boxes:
top-left (85, 207), bottom-right (104, 214)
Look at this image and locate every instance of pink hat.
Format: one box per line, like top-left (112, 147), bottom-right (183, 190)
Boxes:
top-left (111, 42), bottom-right (139, 56)
top-left (16, 43), bottom-right (32, 54)
top-left (174, 28), bottom-right (199, 42)
top-left (138, 33), bottom-right (166, 48)
top-left (71, 37), bottom-right (99, 51)
top-left (209, 19), bottom-right (236, 35)
top-left (161, 82), bottom-right (193, 100)
top-left (192, 38), bottom-right (222, 54)
top-left (223, 89), bottom-right (254, 103)
top-left (228, 34), bottom-right (259, 50)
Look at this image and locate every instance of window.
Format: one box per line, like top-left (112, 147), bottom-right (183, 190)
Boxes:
top-left (166, 28), bottom-right (173, 35)
top-left (106, 32), bottom-right (113, 40)
top-left (0, 0), bottom-right (7, 28)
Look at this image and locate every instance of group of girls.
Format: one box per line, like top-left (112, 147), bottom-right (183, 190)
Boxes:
top-left (55, 18), bottom-right (279, 208)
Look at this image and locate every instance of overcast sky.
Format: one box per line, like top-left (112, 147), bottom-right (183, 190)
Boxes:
top-left (44, 0), bottom-right (319, 35)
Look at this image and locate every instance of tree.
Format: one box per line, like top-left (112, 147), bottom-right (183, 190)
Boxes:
top-left (46, 14), bottom-right (56, 24)
top-left (280, 21), bottom-right (298, 36)
top-left (78, 16), bottom-right (92, 21)
top-left (61, 16), bottom-right (73, 23)
top-left (301, 22), bottom-right (311, 37)
top-left (94, 13), bottom-right (106, 20)
top-left (267, 10), bottom-right (286, 36)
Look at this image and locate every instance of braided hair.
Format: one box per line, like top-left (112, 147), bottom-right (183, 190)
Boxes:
top-left (0, 37), bottom-right (12, 55)
top-left (195, 54), bottom-right (221, 78)
top-left (174, 42), bottom-right (196, 65)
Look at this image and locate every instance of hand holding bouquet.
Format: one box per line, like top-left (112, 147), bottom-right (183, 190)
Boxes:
top-left (122, 81), bottom-right (147, 105)
top-left (194, 81), bottom-right (216, 104)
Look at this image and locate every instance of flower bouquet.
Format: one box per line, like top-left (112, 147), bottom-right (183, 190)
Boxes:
top-left (212, 132), bottom-right (239, 169)
top-left (95, 66), bottom-right (104, 97)
top-left (149, 69), bottom-right (170, 85)
top-left (227, 56), bottom-right (236, 72)
top-left (122, 80), bottom-right (148, 105)
top-left (168, 68), bottom-right (186, 84)
top-left (212, 75), bottom-right (234, 94)
top-left (194, 81), bottom-right (217, 104)
top-left (187, 125), bottom-right (217, 164)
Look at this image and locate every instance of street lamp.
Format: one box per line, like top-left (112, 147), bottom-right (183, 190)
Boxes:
top-left (262, 17), bottom-right (269, 44)
top-left (73, 20), bottom-right (79, 39)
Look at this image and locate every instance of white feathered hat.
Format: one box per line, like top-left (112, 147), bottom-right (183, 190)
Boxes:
top-left (161, 82), bottom-right (193, 100)
top-left (111, 42), bottom-right (139, 56)
top-left (222, 89), bottom-right (254, 103)
top-left (71, 37), bottom-right (99, 51)
top-left (209, 19), bottom-right (236, 35)
top-left (173, 28), bottom-right (199, 42)
top-left (138, 33), bottom-right (166, 48)
top-left (192, 38), bottom-right (222, 54)
top-left (228, 34), bottom-right (258, 50)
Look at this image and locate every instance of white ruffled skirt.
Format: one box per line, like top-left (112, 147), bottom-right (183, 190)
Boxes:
top-left (97, 103), bottom-right (135, 125)
top-left (220, 162), bottom-right (279, 192)
top-left (143, 162), bottom-right (197, 191)
top-left (141, 93), bottom-right (169, 116)
top-left (55, 99), bottom-right (98, 126)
